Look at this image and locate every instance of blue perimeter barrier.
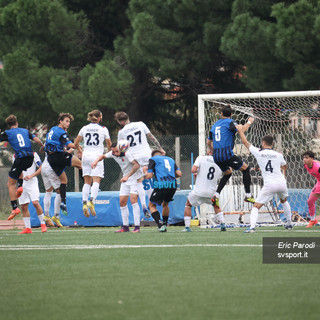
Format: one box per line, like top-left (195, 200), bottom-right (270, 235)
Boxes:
top-left (29, 190), bottom-right (190, 227)
top-left (28, 189), bottom-right (311, 227)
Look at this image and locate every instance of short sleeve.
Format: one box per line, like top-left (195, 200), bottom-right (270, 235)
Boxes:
top-left (194, 156), bottom-right (201, 168)
top-left (140, 122), bottom-right (150, 135)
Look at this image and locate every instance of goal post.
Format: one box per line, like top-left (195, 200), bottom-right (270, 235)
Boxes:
top-left (198, 90), bottom-right (320, 227)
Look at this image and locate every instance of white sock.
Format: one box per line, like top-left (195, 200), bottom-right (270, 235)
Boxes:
top-left (38, 213), bottom-right (45, 225)
top-left (216, 211), bottom-right (225, 223)
top-left (54, 194), bottom-right (61, 218)
top-left (137, 183), bottom-right (147, 208)
top-left (23, 217), bottom-right (31, 229)
top-left (245, 193), bottom-right (251, 198)
top-left (44, 191), bottom-right (52, 216)
top-left (282, 201), bottom-right (292, 225)
top-left (91, 182), bottom-right (100, 201)
top-left (250, 207), bottom-right (259, 229)
top-left (120, 206), bottom-right (129, 226)
top-left (214, 192), bottom-right (220, 198)
top-left (184, 216), bottom-right (191, 228)
top-left (82, 184), bottom-right (91, 202)
top-left (132, 203), bottom-right (141, 226)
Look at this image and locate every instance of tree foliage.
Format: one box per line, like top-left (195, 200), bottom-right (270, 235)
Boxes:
top-left (1, 0), bottom-right (320, 135)
top-left (221, 0), bottom-right (320, 91)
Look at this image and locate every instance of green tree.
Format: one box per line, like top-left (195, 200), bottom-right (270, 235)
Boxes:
top-left (221, 0), bottom-right (320, 91)
top-left (114, 0), bottom-right (245, 133)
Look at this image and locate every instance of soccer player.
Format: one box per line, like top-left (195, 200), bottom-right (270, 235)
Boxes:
top-left (144, 149), bottom-right (182, 232)
top-left (74, 110), bottom-right (112, 218)
top-left (91, 142), bottom-right (142, 232)
top-left (183, 149), bottom-right (226, 232)
top-left (41, 155), bottom-right (63, 228)
top-left (0, 115), bottom-right (44, 220)
top-left (14, 152), bottom-right (47, 234)
top-left (207, 105), bottom-right (255, 207)
top-left (115, 111), bottom-right (165, 217)
top-left (44, 113), bottom-right (82, 215)
top-left (237, 124), bottom-right (292, 233)
top-left (302, 150), bottom-right (320, 228)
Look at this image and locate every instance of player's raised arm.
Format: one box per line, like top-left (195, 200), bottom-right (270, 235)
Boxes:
top-left (147, 132), bottom-right (165, 155)
top-left (237, 125), bottom-right (251, 150)
top-left (239, 117), bottom-right (255, 134)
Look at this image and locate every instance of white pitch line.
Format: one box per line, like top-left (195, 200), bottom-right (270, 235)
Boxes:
top-left (0, 243), bottom-right (262, 251)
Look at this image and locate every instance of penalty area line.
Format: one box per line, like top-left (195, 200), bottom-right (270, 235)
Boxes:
top-left (0, 243), bottom-right (262, 251)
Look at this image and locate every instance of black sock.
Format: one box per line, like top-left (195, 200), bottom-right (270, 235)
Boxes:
top-left (11, 200), bottom-right (18, 210)
top-left (163, 215), bottom-right (169, 226)
top-left (242, 167), bottom-right (251, 194)
top-left (17, 179), bottom-right (23, 188)
top-left (216, 173), bottom-right (232, 194)
top-left (151, 211), bottom-right (162, 228)
top-left (60, 184), bottom-right (67, 203)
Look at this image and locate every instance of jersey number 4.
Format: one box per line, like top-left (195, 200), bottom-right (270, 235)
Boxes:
top-left (265, 160), bottom-right (273, 173)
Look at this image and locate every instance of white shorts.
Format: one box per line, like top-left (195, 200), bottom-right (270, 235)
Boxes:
top-left (188, 191), bottom-right (212, 207)
top-left (120, 182), bottom-right (139, 197)
top-left (42, 165), bottom-right (61, 190)
top-left (19, 184), bottom-right (40, 204)
top-left (136, 156), bottom-right (150, 167)
top-left (82, 153), bottom-right (104, 178)
top-left (256, 183), bottom-right (289, 204)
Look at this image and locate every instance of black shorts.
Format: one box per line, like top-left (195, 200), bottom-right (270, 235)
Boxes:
top-left (9, 156), bottom-right (34, 180)
top-left (47, 152), bottom-right (72, 176)
top-left (215, 155), bottom-right (243, 172)
top-left (150, 188), bottom-right (177, 206)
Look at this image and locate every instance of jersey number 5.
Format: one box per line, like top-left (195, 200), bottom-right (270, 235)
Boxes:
top-left (215, 127), bottom-right (221, 141)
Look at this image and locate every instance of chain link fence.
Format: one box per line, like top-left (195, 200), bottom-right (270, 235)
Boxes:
top-left (0, 135), bottom-right (199, 200)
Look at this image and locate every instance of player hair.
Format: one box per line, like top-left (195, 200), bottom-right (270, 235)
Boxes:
top-left (262, 135), bottom-right (273, 146)
top-left (5, 114), bottom-right (17, 127)
top-left (111, 142), bottom-right (117, 148)
top-left (151, 149), bottom-right (162, 157)
top-left (221, 105), bottom-right (232, 117)
top-left (302, 150), bottom-right (315, 158)
top-left (114, 111), bottom-right (129, 122)
top-left (58, 113), bottom-right (74, 122)
top-left (87, 109), bottom-right (102, 122)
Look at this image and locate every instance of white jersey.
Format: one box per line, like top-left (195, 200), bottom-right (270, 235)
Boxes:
top-left (13, 152), bottom-right (42, 188)
top-left (193, 155), bottom-right (222, 197)
top-left (249, 145), bottom-right (286, 185)
top-left (78, 123), bottom-right (110, 154)
top-left (117, 121), bottom-right (151, 159)
top-left (104, 150), bottom-right (142, 183)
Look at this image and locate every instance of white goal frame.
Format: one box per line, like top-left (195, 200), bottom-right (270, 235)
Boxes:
top-left (198, 90), bottom-right (320, 227)
top-left (198, 90), bottom-right (320, 156)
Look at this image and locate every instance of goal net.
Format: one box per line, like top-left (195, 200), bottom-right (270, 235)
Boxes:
top-left (198, 91), bottom-right (320, 228)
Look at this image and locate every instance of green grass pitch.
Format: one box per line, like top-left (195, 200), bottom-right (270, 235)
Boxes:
top-left (0, 226), bottom-right (319, 320)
